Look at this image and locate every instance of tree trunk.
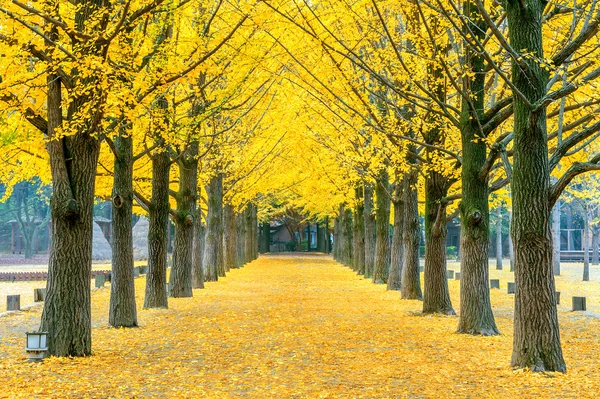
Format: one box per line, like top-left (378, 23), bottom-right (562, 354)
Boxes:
top-left (223, 204), bottom-right (238, 271)
top-left (583, 205), bottom-right (590, 281)
top-left (496, 206), bottom-right (503, 270)
top-left (352, 208), bottom-right (359, 272)
top-left (456, 1), bottom-right (497, 335)
top-left (192, 216), bottom-right (205, 289)
top-left (203, 174), bottom-right (223, 282)
top-left (144, 151), bottom-right (170, 309)
top-left (244, 205), bottom-right (254, 262)
top-left (260, 222), bottom-right (270, 254)
top-left (364, 184), bottom-right (376, 278)
top-left (401, 170), bottom-right (422, 300)
top-left (423, 169), bottom-right (454, 315)
top-left (387, 182), bottom-right (404, 291)
top-left (109, 135), bottom-right (137, 327)
top-left (40, 63), bottom-right (101, 356)
top-left (344, 207), bottom-right (354, 268)
top-left (507, 0), bottom-right (565, 372)
top-left (508, 209), bottom-right (515, 272)
top-left (252, 205), bottom-right (259, 260)
top-left (552, 201), bottom-right (561, 275)
top-left (592, 224), bottom-right (599, 266)
top-left (333, 215), bottom-right (339, 261)
top-left (169, 143), bottom-right (198, 298)
top-left (355, 187), bottom-right (366, 275)
top-left (237, 212), bottom-right (246, 267)
top-left (373, 171), bottom-right (391, 284)
top-left (217, 188), bottom-right (226, 277)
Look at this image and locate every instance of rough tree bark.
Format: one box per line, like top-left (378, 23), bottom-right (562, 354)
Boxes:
top-left (364, 185), bottom-right (376, 278)
top-left (583, 205), bottom-right (590, 281)
top-left (223, 204), bottom-right (238, 272)
top-left (593, 224), bottom-right (599, 266)
top-left (423, 168), bottom-right (454, 315)
top-left (401, 170), bottom-right (422, 300)
top-left (169, 142), bottom-right (198, 298)
top-left (496, 205), bottom-right (503, 270)
top-left (387, 179), bottom-right (404, 291)
top-left (109, 134), bottom-right (137, 327)
top-left (39, 25), bottom-right (103, 354)
top-left (355, 187), bottom-right (366, 275)
top-left (144, 150), bottom-right (170, 309)
top-left (244, 204), bottom-right (254, 262)
top-left (508, 208), bottom-right (515, 272)
top-left (236, 212), bottom-right (246, 267)
top-left (373, 171), bottom-right (391, 284)
top-left (507, 0), bottom-right (566, 372)
top-left (344, 207), bottom-right (354, 268)
top-left (552, 201), bottom-right (561, 275)
top-left (203, 174), bottom-right (223, 282)
top-left (456, 1), bottom-right (498, 335)
top-left (192, 216), bottom-right (205, 289)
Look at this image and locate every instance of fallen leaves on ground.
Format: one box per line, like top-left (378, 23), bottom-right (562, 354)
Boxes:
top-left (1, 254), bottom-right (600, 398)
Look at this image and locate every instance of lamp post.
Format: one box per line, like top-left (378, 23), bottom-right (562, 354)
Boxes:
top-left (25, 332), bottom-right (48, 362)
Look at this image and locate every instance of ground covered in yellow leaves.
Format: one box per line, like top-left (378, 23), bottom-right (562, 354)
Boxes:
top-left (1, 254), bottom-right (600, 398)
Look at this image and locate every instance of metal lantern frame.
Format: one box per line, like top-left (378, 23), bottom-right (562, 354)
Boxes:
top-left (25, 331), bottom-right (48, 362)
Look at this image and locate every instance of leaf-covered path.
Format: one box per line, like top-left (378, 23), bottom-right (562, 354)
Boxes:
top-left (1, 253), bottom-right (600, 398)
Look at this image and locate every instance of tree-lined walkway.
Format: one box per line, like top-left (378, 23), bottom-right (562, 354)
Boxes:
top-left (1, 254), bottom-right (600, 397)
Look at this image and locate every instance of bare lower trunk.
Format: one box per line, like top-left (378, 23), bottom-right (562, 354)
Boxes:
top-left (109, 135), bottom-right (137, 327)
top-left (244, 205), bottom-right (254, 263)
top-left (593, 225), bottom-right (599, 266)
top-left (373, 171), bottom-right (391, 284)
top-left (364, 185), bottom-right (376, 278)
top-left (507, 0), bottom-right (565, 372)
top-left (344, 208), bottom-right (354, 268)
top-left (203, 174), bottom-right (223, 282)
top-left (252, 205), bottom-right (258, 260)
top-left (423, 169), bottom-right (454, 315)
top-left (237, 212), bottom-right (246, 267)
top-left (401, 171), bottom-right (422, 300)
top-left (552, 201), bottom-right (561, 275)
top-left (496, 206), bottom-right (503, 270)
top-left (41, 136), bottom-right (100, 356)
top-left (508, 209), bottom-right (515, 272)
top-left (169, 143), bottom-right (198, 298)
top-left (583, 206), bottom-right (590, 281)
top-left (192, 217), bottom-right (205, 289)
top-left (223, 204), bottom-right (238, 271)
top-left (144, 151), bottom-right (170, 309)
top-left (217, 191), bottom-right (226, 277)
top-left (387, 191), bottom-right (404, 291)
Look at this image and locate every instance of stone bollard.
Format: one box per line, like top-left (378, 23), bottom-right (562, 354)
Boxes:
top-left (490, 279), bottom-right (500, 289)
top-left (455, 272), bottom-right (460, 280)
top-left (7, 295), bottom-right (20, 311)
top-left (507, 282), bottom-right (515, 294)
top-left (95, 274), bottom-right (106, 288)
top-left (446, 270), bottom-right (454, 279)
top-left (133, 267), bottom-right (140, 278)
top-left (556, 291), bottom-right (560, 305)
top-left (572, 296), bottom-right (586, 311)
top-left (33, 288), bottom-right (46, 302)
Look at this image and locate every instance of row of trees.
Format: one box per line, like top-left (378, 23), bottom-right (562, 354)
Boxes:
top-left (262, 0), bottom-right (600, 373)
top-left (1, 0), bottom-right (600, 374)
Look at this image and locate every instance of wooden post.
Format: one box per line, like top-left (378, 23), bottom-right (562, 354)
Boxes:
top-left (572, 297), bottom-right (586, 311)
top-left (34, 288), bottom-right (47, 302)
top-left (7, 295), bottom-right (20, 311)
top-left (507, 282), bottom-right (515, 294)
